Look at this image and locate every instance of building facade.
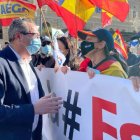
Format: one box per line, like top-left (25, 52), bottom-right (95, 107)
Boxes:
top-left (0, 0), bottom-right (140, 47)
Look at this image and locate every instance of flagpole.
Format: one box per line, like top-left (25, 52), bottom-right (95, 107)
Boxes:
top-left (40, 7), bottom-right (52, 40)
top-left (74, 1), bottom-right (79, 58)
top-left (40, 9), bottom-right (42, 35)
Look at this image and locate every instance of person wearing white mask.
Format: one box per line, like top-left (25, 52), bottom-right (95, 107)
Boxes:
top-left (0, 18), bottom-right (62, 140)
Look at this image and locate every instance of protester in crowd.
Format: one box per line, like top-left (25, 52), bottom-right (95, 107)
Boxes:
top-left (65, 35), bottom-right (80, 69)
top-left (32, 35), bottom-right (55, 70)
top-left (54, 36), bottom-right (73, 73)
top-left (128, 62), bottom-right (140, 91)
top-left (126, 44), bottom-right (140, 66)
top-left (57, 36), bottom-right (71, 66)
top-left (56, 36), bottom-right (84, 73)
top-left (77, 28), bottom-right (128, 78)
top-left (0, 18), bottom-right (62, 140)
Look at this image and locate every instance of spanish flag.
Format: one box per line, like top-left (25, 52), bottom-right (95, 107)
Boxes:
top-left (37, 0), bottom-right (95, 37)
top-left (95, 8), bottom-right (112, 28)
top-left (101, 10), bottom-right (113, 28)
top-left (89, 0), bottom-right (129, 22)
top-left (113, 29), bottom-right (128, 60)
top-left (0, 0), bottom-right (36, 26)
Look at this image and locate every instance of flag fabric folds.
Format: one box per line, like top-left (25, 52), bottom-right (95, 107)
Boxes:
top-left (89, 0), bottom-right (129, 22)
top-left (95, 7), bottom-right (112, 28)
top-left (95, 6), bottom-right (124, 28)
top-left (0, 0), bottom-right (36, 26)
top-left (37, 0), bottom-right (95, 37)
top-left (113, 29), bottom-right (128, 60)
top-left (101, 10), bottom-right (112, 28)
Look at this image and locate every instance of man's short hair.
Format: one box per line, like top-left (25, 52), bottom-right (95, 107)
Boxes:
top-left (8, 18), bottom-right (35, 42)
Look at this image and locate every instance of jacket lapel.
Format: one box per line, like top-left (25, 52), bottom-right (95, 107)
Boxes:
top-left (3, 46), bottom-right (31, 102)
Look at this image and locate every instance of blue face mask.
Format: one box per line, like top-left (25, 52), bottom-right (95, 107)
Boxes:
top-left (41, 45), bottom-right (53, 56)
top-left (26, 38), bottom-right (41, 55)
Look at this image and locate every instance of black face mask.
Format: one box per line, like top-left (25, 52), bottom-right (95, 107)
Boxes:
top-left (80, 41), bottom-right (95, 56)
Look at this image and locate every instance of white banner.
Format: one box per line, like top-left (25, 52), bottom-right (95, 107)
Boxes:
top-left (36, 68), bottom-right (140, 140)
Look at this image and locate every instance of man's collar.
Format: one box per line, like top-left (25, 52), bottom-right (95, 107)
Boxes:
top-left (9, 45), bottom-right (31, 64)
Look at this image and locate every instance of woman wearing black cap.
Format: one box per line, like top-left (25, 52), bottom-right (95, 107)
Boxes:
top-left (78, 28), bottom-right (128, 78)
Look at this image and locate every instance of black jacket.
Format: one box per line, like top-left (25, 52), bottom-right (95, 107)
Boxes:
top-left (128, 62), bottom-right (140, 77)
top-left (0, 46), bottom-right (44, 140)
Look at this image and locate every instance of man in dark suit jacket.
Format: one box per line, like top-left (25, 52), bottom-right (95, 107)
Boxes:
top-left (0, 18), bottom-right (62, 140)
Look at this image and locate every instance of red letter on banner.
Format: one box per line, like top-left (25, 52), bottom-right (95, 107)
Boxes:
top-left (120, 123), bottom-right (140, 139)
top-left (92, 97), bottom-right (117, 140)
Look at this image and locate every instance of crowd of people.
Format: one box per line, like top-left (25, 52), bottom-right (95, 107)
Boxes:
top-left (29, 22), bottom-right (140, 94)
top-left (0, 18), bottom-right (140, 140)
top-left (31, 25), bottom-right (139, 80)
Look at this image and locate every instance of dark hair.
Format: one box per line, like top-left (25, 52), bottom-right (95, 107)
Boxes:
top-left (111, 49), bottom-right (128, 73)
top-left (104, 45), bottom-right (128, 73)
top-left (104, 45), bottom-right (110, 56)
top-left (57, 36), bottom-right (69, 49)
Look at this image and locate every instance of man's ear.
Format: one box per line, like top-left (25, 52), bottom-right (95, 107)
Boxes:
top-left (98, 40), bottom-right (106, 49)
top-left (15, 32), bottom-right (21, 40)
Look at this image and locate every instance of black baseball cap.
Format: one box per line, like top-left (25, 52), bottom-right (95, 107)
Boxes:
top-left (40, 36), bottom-right (51, 46)
top-left (77, 28), bottom-right (114, 51)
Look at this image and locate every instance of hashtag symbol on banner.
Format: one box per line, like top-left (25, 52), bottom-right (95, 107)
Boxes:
top-left (63, 90), bottom-right (81, 140)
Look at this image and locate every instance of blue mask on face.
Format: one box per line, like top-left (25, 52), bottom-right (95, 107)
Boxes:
top-left (26, 38), bottom-right (41, 55)
top-left (41, 45), bottom-right (53, 56)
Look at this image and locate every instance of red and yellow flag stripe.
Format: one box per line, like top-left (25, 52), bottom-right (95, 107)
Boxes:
top-left (0, 0), bottom-right (36, 26)
top-left (113, 29), bottom-right (128, 59)
top-left (89, 0), bottom-right (129, 22)
top-left (37, 0), bottom-right (95, 37)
